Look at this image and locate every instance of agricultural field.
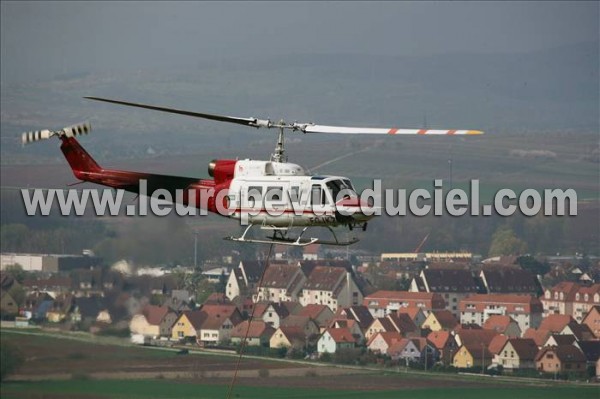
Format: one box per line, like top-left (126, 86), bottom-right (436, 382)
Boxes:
top-left (1, 330), bottom-right (598, 399)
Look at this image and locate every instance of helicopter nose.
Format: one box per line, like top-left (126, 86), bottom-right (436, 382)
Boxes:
top-left (335, 197), bottom-right (379, 223)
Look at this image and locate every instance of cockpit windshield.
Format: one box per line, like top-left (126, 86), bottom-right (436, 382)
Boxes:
top-left (326, 179), bottom-right (357, 202)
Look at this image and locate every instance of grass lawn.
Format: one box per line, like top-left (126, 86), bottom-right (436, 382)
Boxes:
top-left (1, 380), bottom-right (598, 399)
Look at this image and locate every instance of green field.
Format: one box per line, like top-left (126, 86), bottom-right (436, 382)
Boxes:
top-left (1, 379), bottom-right (598, 399)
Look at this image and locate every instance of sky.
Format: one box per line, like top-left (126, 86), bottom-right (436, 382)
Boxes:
top-left (1, 1), bottom-right (598, 84)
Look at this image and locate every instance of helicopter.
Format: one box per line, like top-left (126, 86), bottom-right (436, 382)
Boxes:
top-left (22, 97), bottom-right (483, 246)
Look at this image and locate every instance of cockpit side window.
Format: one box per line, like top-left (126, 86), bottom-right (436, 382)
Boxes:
top-left (326, 179), bottom-right (357, 202)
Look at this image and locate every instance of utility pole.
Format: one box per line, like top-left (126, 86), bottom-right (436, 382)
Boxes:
top-left (481, 343), bottom-right (485, 374)
top-left (194, 232), bottom-right (198, 270)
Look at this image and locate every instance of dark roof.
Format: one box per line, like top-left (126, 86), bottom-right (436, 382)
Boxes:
top-left (239, 260), bottom-right (267, 283)
top-left (303, 266), bottom-right (346, 291)
top-left (481, 268), bottom-right (540, 293)
top-left (262, 264), bottom-right (302, 289)
top-left (505, 338), bottom-right (538, 360)
top-left (430, 310), bottom-right (459, 330)
top-left (346, 305), bottom-right (374, 329)
top-left (182, 310), bottom-right (208, 330)
top-left (388, 313), bottom-right (418, 335)
top-left (536, 345), bottom-right (587, 363)
top-left (547, 334), bottom-right (577, 346)
top-left (422, 269), bottom-right (478, 293)
top-left (578, 340), bottom-right (600, 362)
top-left (75, 296), bottom-right (106, 319)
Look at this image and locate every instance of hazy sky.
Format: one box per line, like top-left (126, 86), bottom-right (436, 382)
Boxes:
top-left (1, 1), bottom-right (598, 83)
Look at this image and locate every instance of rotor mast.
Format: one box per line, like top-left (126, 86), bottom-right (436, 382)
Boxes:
top-left (271, 120), bottom-right (287, 163)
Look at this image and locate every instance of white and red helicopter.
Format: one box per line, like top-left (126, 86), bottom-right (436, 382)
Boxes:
top-left (22, 97), bottom-right (482, 246)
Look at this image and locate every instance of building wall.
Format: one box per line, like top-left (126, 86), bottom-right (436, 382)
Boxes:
top-left (317, 332), bottom-right (337, 354)
top-left (130, 314), bottom-right (160, 337)
top-left (270, 330), bottom-right (292, 349)
top-left (453, 347), bottom-right (476, 368)
top-left (171, 315), bottom-right (197, 340)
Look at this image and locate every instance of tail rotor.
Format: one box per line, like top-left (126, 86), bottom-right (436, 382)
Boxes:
top-left (22, 122), bottom-right (91, 145)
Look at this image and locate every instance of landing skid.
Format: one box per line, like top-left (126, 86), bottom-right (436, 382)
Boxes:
top-left (224, 225), bottom-right (359, 247)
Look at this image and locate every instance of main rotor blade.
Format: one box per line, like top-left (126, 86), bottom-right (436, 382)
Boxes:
top-left (84, 97), bottom-right (270, 128)
top-left (302, 124), bottom-right (483, 135)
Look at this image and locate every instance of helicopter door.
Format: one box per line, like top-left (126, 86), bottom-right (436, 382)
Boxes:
top-left (309, 183), bottom-right (330, 220)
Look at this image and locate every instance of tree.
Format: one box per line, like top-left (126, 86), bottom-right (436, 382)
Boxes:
top-left (0, 341), bottom-right (24, 380)
top-left (488, 227), bottom-right (528, 257)
top-left (4, 264), bottom-right (26, 284)
top-left (517, 255), bottom-right (550, 276)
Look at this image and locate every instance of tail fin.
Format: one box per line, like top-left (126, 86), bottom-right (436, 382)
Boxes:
top-left (60, 136), bottom-right (102, 179)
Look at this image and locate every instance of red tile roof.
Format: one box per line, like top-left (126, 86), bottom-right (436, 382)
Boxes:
top-left (538, 314), bottom-right (575, 333)
top-left (488, 334), bottom-right (509, 355)
top-left (364, 290), bottom-right (446, 310)
top-left (142, 305), bottom-right (171, 325)
top-left (367, 331), bottom-right (403, 347)
top-left (523, 328), bottom-right (551, 347)
top-left (459, 294), bottom-right (543, 313)
top-left (483, 315), bottom-right (517, 333)
top-left (326, 327), bottom-right (356, 344)
top-left (298, 304), bottom-right (331, 320)
top-left (427, 330), bottom-right (453, 350)
top-left (231, 320), bottom-right (275, 339)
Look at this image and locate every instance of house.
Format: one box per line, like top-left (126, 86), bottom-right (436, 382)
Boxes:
top-left (578, 340), bottom-right (600, 378)
top-left (256, 302), bottom-right (291, 329)
top-left (535, 345), bottom-right (587, 375)
top-left (366, 317), bottom-right (398, 340)
top-left (421, 310), bottom-right (459, 331)
top-left (225, 260), bottom-right (266, 301)
top-left (162, 290), bottom-right (191, 312)
top-left (459, 294), bottom-right (543, 333)
top-left (0, 291), bottom-right (19, 317)
top-left (280, 315), bottom-right (320, 340)
top-left (299, 266), bottom-right (363, 311)
top-left (46, 293), bottom-right (74, 322)
top-left (363, 290), bottom-right (446, 318)
top-left (171, 310), bottom-right (207, 341)
top-left (230, 320), bottom-right (275, 346)
top-left (494, 338), bottom-right (538, 371)
top-left (254, 263), bottom-right (306, 303)
top-left (71, 296), bottom-right (112, 325)
top-left (397, 307), bottom-right (427, 329)
top-left (22, 292), bottom-right (54, 321)
top-left (537, 314), bottom-right (593, 341)
top-left (367, 331), bottom-right (403, 355)
top-left (298, 304), bottom-right (334, 329)
top-left (388, 312), bottom-right (419, 337)
top-left (427, 330), bottom-right (458, 365)
top-left (130, 305), bottom-right (178, 339)
top-left (572, 284), bottom-right (600, 323)
top-left (479, 267), bottom-right (540, 295)
top-left (270, 326), bottom-right (307, 350)
top-left (198, 304), bottom-right (244, 345)
top-left (410, 269), bottom-right (479, 317)
top-left (453, 328), bottom-right (499, 349)
top-left (453, 343), bottom-right (493, 369)
top-left (482, 315), bottom-right (522, 338)
top-left (582, 305), bottom-right (600, 338)
top-left (388, 338), bottom-right (422, 363)
top-left (336, 305), bottom-right (375, 333)
top-left (318, 327), bottom-right (356, 354)
top-left (329, 319), bottom-right (364, 342)
top-left (543, 334), bottom-right (579, 349)
top-left (540, 282), bottom-right (600, 321)
top-left (488, 334), bottom-right (509, 360)
top-left (303, 244), bottom-right (319, 261)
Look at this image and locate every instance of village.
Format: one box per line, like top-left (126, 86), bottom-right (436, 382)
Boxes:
top-left (1, 246), bottom-right (599, 381)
